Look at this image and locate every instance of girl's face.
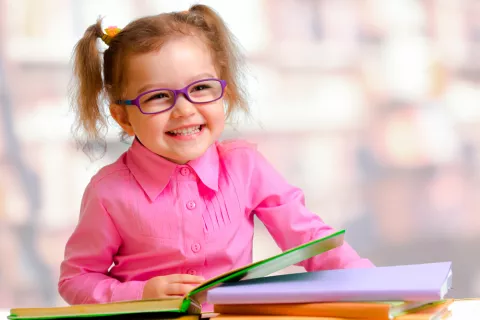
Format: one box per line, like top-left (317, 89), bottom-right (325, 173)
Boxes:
top-left (111, 36), bottom-right (225, 164)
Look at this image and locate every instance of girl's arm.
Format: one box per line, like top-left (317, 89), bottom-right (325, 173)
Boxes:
top-left (58, 184), bottom-right (146, 304)
top-left (245, 147), bottom-right (375, 271)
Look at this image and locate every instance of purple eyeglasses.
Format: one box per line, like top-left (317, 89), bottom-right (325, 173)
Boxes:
top-left (116, 78), bottom-right (227, 114)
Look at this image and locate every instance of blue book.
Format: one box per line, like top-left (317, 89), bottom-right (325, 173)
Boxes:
top-left (206, 261), bottom-right (452, 305)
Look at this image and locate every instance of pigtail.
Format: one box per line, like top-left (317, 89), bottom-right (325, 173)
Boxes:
top-left (70, 18), bottom-right (108, 157)
top-left (189, 5), bottom-right (249, 120)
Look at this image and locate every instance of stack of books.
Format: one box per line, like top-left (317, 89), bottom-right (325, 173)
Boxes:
top-left (7, 230), bottom-right (457, 320)
top-left (207, 261), bottom-right (453, 319)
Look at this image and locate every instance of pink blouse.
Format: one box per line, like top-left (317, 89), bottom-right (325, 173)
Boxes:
top-left (58, 139), bottom-right (374, 309)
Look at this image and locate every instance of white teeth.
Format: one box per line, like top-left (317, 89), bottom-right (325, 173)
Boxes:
top-left (168, 125), bottom-right (202, 136)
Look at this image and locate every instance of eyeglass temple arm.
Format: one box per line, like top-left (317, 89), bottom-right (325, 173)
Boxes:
top-left (116, 99), bottom-right (134, 105)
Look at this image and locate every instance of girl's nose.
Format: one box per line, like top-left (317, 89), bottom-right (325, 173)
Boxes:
top-left (171, 95), bottom-right (196, 118)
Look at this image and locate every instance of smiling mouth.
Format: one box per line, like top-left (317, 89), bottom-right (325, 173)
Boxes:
top-left (166, 125), bottom-right (205, 136)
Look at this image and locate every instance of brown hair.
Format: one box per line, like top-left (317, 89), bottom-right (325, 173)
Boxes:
top-left (70, 4), bottom-right (248, 158)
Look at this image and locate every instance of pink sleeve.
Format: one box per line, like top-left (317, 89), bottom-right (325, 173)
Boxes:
top-left (247, 148), bottom-right (375, 271)
top-left (58, 183), bottom-right (146, 304)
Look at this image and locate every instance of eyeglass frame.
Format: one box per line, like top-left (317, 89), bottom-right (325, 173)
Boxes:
top-left (115, 78), bottom-right (227, 115)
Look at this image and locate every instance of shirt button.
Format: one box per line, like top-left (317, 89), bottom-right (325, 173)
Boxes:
top-left (187, 269), bottom-right (197, 275)
top-left (180, 167), bottom-right (190, 176)
top-left (191, 243), bottom-right (201, 253)
top-left (186, 201), bottom-right (196, 210)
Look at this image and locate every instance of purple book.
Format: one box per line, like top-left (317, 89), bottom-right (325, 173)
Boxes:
top-left (206, 261), bottom-right (452, 305)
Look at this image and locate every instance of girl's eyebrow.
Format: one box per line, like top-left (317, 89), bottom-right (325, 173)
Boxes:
top-left (187, 72), bottom-right (216, 84)
top-left (135, 72), bottom-right (216, 95)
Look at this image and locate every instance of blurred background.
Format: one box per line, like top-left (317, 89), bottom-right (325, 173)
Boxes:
top-left (0, 0), bottom-right (479, 309)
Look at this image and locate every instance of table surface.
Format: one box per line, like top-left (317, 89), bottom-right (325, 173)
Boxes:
top-left (1, 300), bottom-right (479, 319)
top-left (448, 299), bottom-right (480, 319)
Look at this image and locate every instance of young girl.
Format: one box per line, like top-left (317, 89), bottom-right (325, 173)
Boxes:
top-left (59, 4), bottom-right (374, 310)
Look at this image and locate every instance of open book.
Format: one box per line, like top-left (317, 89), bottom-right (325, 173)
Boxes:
top-left (8, 230), bottom-right (345, 319)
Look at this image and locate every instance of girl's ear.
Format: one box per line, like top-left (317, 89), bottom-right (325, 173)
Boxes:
top-left (110, 104), bottom-right (135, 136)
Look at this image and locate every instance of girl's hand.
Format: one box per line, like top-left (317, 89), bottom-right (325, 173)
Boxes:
top-left (142, 274), bottom-right (205, 299)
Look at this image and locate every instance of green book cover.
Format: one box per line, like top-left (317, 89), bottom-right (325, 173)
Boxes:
top-left (8, 230), bottom-right (345, 320)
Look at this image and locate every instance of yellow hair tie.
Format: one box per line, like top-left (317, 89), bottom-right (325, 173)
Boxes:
top-left (101, 26), bottom-right (121, 45)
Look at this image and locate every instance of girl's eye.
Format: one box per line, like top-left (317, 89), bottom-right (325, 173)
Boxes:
top-left (192, 84), bottom-right (211, 92)
top-left (144, 92), bottom-right (170, 103)
top-left (148, 93), bottom-right (167, 100)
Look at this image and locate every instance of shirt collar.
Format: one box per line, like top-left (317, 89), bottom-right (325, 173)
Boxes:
top-left (188, 141), bottom-right (220, 193)
top-left (125, 138), bottom-right (219, 201)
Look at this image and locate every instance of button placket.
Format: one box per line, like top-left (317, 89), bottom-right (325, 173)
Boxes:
top-left (177, 166), bottom-right (203, 275)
